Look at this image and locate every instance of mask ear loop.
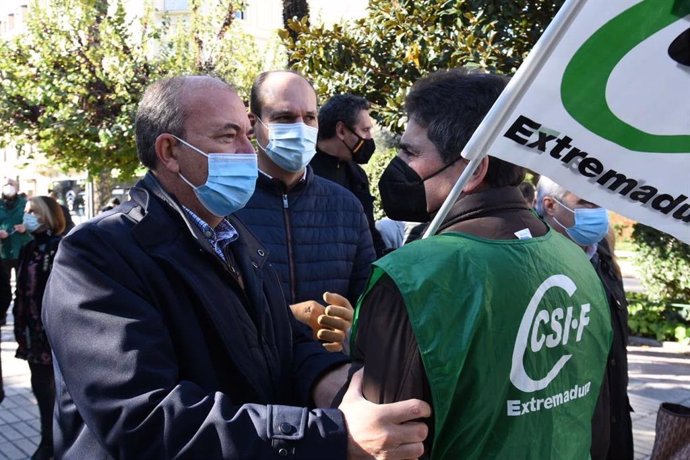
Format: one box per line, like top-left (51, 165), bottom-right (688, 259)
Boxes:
top-left (420, 155), bottom-right (464, 183)
top-left (552, 197), bottom-right (575, 214)
top-left (171, 135), bottom-right (208, 191)
top-left (253, 117), bottom-right (270, 152)
top-left (550, 198), bottom-right (575, 232)
top-left (172, 135), bottom-right (209, 158)
top-left (422, 155), bottom-right (466, 217)
top-left (340, 125), bottom-right (364, 155)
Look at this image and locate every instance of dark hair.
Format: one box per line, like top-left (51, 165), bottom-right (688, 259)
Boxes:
top-left (249, 70), bottom-right (317, 119)
top-left (135, 75), bottom-right (233, 169)
top-left (405, 68), bottom-right (524, 187)
top-left (317, 94), bottom-right (370, 140)
top-left (518, 181), bottom-right (536, 204)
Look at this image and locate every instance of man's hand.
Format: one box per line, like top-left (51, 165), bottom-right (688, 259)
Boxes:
top-left (317, 292), bottom-right (354, 352)
top-left (290, 300), bottom-right (326, 336)
top-left (339, 369), bottom-right (431, 459)
top-left (0, 230), bottom-right (8, 239)
top-left (290, 292), bottom-right (354, 352)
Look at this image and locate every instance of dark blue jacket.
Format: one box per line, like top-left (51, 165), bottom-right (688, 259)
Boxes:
top-left (236, 167), bottom-right (375, 305)
top-left (42, 173), bottom-right (349, 459)
top-left (311, 149), bottom-right (386, 258)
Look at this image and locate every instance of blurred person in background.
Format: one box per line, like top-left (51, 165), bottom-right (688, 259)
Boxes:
top-left (13, 196), bottom-right (66, 460)
top-left (48, 190), bottom-right (75, 236)
top-left (0, 179), bottom-right (33, 325)
top-left (0, 257), bottom-right (5, 403)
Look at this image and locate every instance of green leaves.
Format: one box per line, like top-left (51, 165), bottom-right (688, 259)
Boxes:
top-left (627, 293), bottom-right (690, 344)
top-left (0, 0), bottom-right (151, 180)
top-left (0, 0), bottom-right (269, 188)
top-left (282, 0), bottom-right (564, 134)
top-left (632, 224), bottom-right (690, 303)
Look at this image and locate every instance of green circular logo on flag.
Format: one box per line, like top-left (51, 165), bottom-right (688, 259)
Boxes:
top-left (561, 0), bottom-right (690, 153)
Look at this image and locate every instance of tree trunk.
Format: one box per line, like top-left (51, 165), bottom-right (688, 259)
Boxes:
top-left (93, 169), bottom-right (115, 214)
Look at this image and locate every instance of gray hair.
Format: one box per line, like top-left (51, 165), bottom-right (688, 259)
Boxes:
top-left (535, 176), bottom-right (570, 216)
top-left (135, 75), bottom-right (233, 169)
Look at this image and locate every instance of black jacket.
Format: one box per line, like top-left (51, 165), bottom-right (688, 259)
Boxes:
top-left (14, 231), bottom-right (62, 364)
top-left (42, 173), bottom-right (349, 459)
top-left (590, 239), bottom-right (633, 460)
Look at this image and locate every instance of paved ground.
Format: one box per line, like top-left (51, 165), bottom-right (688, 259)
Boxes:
top-left (628, 345), bottom-right (690, 459)
top-left (2, 318), bottom-right (689, 459)
top-left (1, 319), bottom-right (42, 460)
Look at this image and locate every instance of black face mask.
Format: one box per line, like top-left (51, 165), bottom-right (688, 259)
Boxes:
top-left (344, 128), bottom-right (376, 164)
top-left (378, 156), bottom-right (458, 222)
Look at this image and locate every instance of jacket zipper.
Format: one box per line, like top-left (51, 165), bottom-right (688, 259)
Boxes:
top-left (282, 193), bottom-right (297, 303)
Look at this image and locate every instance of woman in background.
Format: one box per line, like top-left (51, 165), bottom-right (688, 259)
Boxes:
top-left (13, 196), bottom-right (65, 460)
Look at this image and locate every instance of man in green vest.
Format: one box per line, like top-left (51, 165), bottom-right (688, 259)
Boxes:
top-left (0, 178), bottom-right (32, 325)
top-left (351, 69), bottom-right (612, 459)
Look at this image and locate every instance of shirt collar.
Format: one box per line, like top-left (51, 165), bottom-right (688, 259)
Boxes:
top-left (182, 206), bottom-right (238, 260)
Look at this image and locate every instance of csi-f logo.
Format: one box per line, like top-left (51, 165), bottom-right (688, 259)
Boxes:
top-left (561, 0), bottom-right (690, 153)
top-left (510, 275), bottom-right (591, 393)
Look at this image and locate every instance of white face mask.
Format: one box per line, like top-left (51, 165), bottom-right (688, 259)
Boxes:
top-left (256, 118), bottom-right (318, 173)
top-left (2, 184), bottom-right (17, 197)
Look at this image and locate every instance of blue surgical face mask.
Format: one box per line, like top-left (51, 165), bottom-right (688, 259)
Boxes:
top-left (174, 136), bottom-right (258, 217)
top-left (553, 198), bottom-right (609, 246)
top-left (256, 118), bottom-right (318, 173)
top-left (23, 213), bottom-right (42, 233)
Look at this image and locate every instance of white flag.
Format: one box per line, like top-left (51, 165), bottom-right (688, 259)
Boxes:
top-left (463, 0), bottom-right (690, 244)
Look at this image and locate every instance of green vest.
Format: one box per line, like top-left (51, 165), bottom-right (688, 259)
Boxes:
top-left (354, 230), bottom-right (611, 459)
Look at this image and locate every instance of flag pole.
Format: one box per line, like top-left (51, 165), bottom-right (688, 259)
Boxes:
top-left (422, 0), bottom-right (587, 239)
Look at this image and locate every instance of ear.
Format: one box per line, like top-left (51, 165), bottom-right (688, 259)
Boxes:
top-left (335, 121), bottom-right (347, 140)
top-left (542, 196), bottom-right (557, 217)
top-left (248, 112), bottom-right (257, 128)
top-left (462, 156), bottom-right (489, 192)
top-left (155, 134), bottom-right (181, 174)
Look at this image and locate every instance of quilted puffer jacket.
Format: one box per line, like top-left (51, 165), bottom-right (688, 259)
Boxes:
top-left (236, 167), bottom-right (375, 305)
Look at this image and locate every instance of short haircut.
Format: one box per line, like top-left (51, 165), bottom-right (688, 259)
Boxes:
top-left (317, 94), bottom-right (370, 140)
top-left (535, 176), bottom-right (570, 216)
top-left (30, 196), bottom-right (66, 235)
top-left (249, 70), bottom-right (318, 119)
top-left (135, 75), bottom-right (233, 169)
top-left (405, 68), bottom-right (524, 187)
